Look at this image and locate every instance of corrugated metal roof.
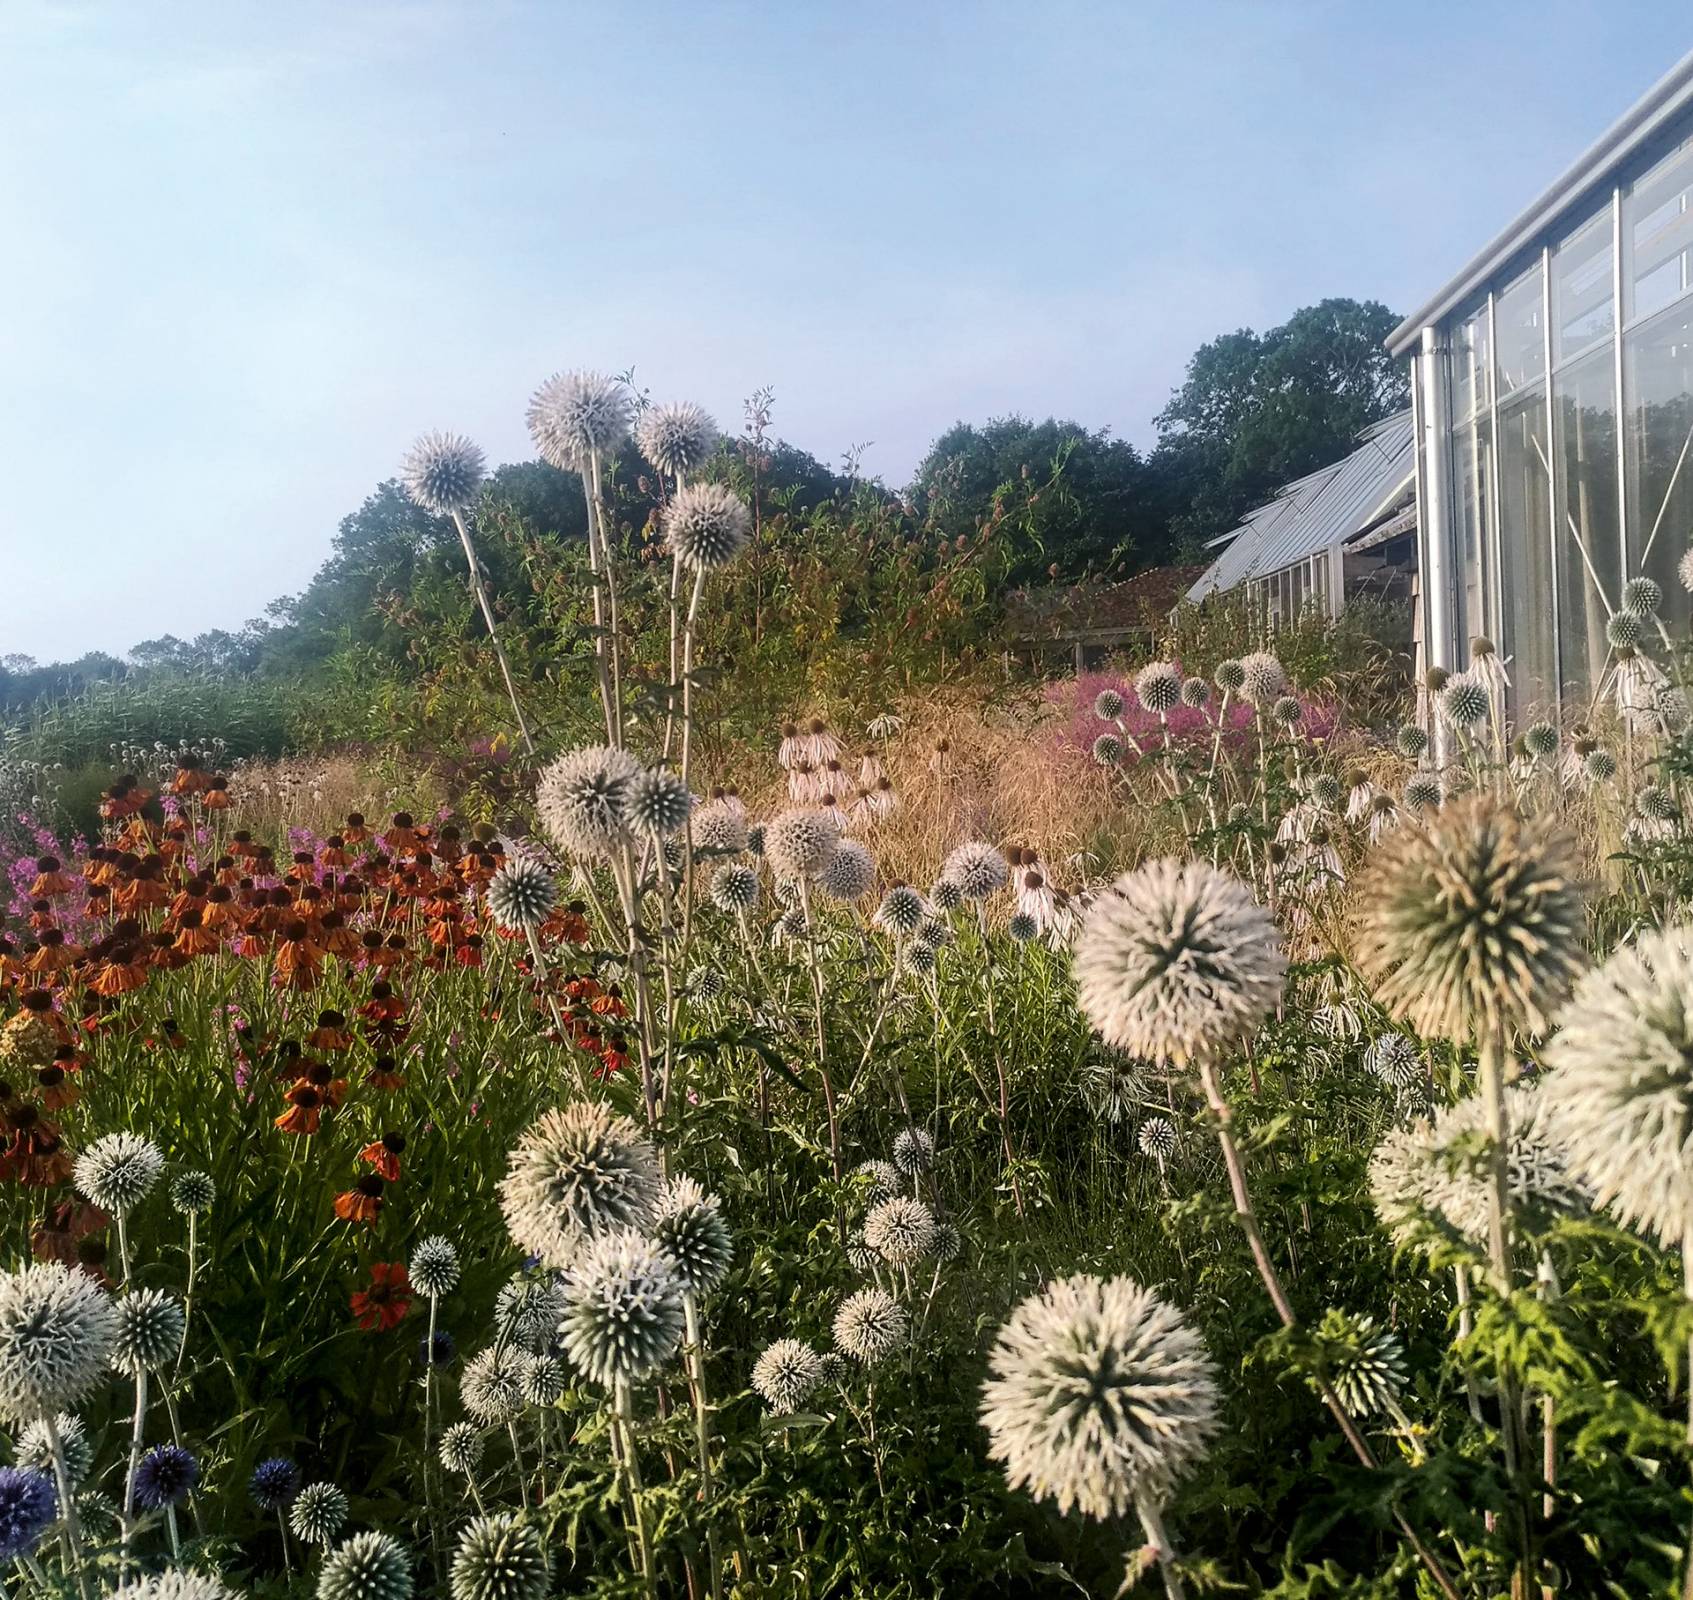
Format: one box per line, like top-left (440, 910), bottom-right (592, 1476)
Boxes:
top-left (1185, 410), bottom-right (1415, 602)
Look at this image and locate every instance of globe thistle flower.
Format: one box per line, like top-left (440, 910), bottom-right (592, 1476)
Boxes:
top-left (1091, 733), bottom-right (1123, 768)
top-left (1622, 575), bottom-right (1663, 616)
top-left (409, 1236), bottom-right (460, 1299)
top-left (1137, 1117), bottom-right (1177, 1162)
top-left (1356, 794), bottom-right (1587, 1042)
top-left (844, 1230), bottom-right (882, 1275)
top-left (929, 876), bottom-right (965, 914)
top-left (460, 1344), bottom-right (528, 1425)
top-left (1133, 662), bottom-right (1181, 715)
top-left (819, 839), bottom-right (876, 902)
top-left (1004, 911), bottom-right (1036, 943)
top-left (1364, 1033), bottom-right (1423, 1091)
top-left (1680, 546), bottom-right (1693, 594)
top-left (832, 1287), bottom-right (908, 1365)
top-left (1179, 676), bottom-right (1211, 709)
top-left (663, 483), bottom-right (752, 572)
top-left (495, 1274), bottom-right (569, 1354)
top-left (710, 862), bottom-right (759, 913)
top-left (691, 967), bottom-right (727, 1002)
top-left (979, 1274), bottom-right (1221, 1517)
top-left (864, 1197), bottom-right (937, 1265)
top-left (635, 401), bottom-right (717, 481)
top-left (892, 1126), bottom-right (935, 1175)
top-left (652, 1177), bottom-right (734, 1295)
top-left (1402, 772), bottom-right (1443, 813)
top-left (560, 1229), bottom-right (685, 1387)
top-left (942, 841), bottom-right (1009, 902)
top-left (1439, 674), bottom-right (1491, 733)
top-left (1214, 659), bottom-right (1246, 695)
top-left (112, 1289), bottom-right (185, 1374)
top-left (1238, 651), bottom-right (1286, 708)
top-left (1583, 747), bottom-right (1618, 784)
top-left (746, 822), bottom-right (766, 856)
top-left (0, 1263), bottom-right (119, 1422)
top-left (1522, 721), bottom-right (1560, 760)
top-left (1311, 1309), bottom-right (1407, 1420)
top-left (131, 1443), bottom-right (197, 1509)
top-left (450, 1512), bottom-right (551, 1600)
top-left (319, 1530), bottom-right (412, 1600)
top-left (1395, 724), bottom-right (1430, 761)
top-left (1639, 784), bottom-right (1682, 827)
top-left (110, 1573), bottom-right (231, 1600)
top-left (519, 1353), bottom-right (567, 1407)
top-left (874, 885), bottom-right (927, 938)
top-left (439, 1422), bottom-right (485, 1476)
top-left (0, 1467), bottom-right (55, 1560)
top-left (1073, 859), bottom-right (1286, 1067)
top-left (535, 746), bottom-right (641, 862)
top-left (751, 1339), bottom-right (824, 1416)
top-left (418, 1330), bottom-right (457, 1369)
top-left (764, 808), bottom-right (841, 882)
top-left (621, 768), bottom-right (693, 837)
top-left (525, 370), bottom-right (632, 470)
top-left (485, 857), bottom-right (557, 932)
top-left (1271, 694), bottom-right (1304, 727)
top-left (498, 1103), bottom-right (662, 1266)
top-left (17, 1413), bottom-right (89, 1482)
top-left (853, 1158), bottom-right (904, 1204)
top-left (1426, 1086), bottom-right (1585, 1243)
top-left (400, 430), bottom-right (486, 515)
top-left (1607, 610), bottom-right (1646, 650)
top-left (692, 800), bottom-right (748, 854)
top-left (168, 1171), bottom-right (214, 1216)
top-left (290, 1481), bottom-right (350, 1545)
top-left (73, 1131), bottom-right (163, 1216)
top-left (1090, 687), bottom-right (1124, 722)
top-left (249, 1456), bottom-right (302, 1511)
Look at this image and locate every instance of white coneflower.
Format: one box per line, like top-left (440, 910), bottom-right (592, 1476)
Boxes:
top-left (874, 885), bottom-right (928, 938)
top-left (1311, 1308), bottom-right (1408, 1421)
top-left (1072, 859), bottom-right (1286, 1066)
top-left (1343, 770), bottom-right (1376, 824)
top-left (942, 841), bottom-right (1010, 902)
top-left (495, 1275), bottom-right (570, 1355)
top-left (621, 768), bottom-right (693, 837)
top-left (832, 1287), bottom-right (909, 1365)
top-left (289, 1481), bottom-right (350, 1546)
top-left (892, 1126), bottom-right (935, 1175)
top-left (1133, 661), bottom-right (1182, 715)
top-left (438, 1422), bottom-right (485, 1476)
top-left (752, 1339), bottom-right (824, 1416)
top-left (635, 401), bottom-right (717, 481)
top-left (663, 483), bottom-right (752, 572)
top-left (979, 1274), bottom-right (1220, 1518)
top-left (400, 430), bottom-right (486, 515)
top-left (1080, 1052), bottom-right (1148, 1123)
top-left (710, 862), bottom-right (759, 913)
top-left (1356, 794), bottom-right (1587, 1042)
top-left (692, 800), bottom-right (748, 855)
top-left (112, 1289), bottom-right (184, 1375)
top-left (1214, 659), bottom-right (1246, 696)
top-left (1468, 635), bottom-right (1510, 699)
top-left (1092, 733), bottom-right (1123, 767)
top-left (1238, 651), bottom-right (1286, 708)
top-left (765, 808), bottom-right (841, 882)
top-left (1094, 687), bottom-right (1125, 721)
top-left (318, 1530), bottom-right (413, 1600)
top-left (800, 717), bottom-right (841, 768)
top-left (485, 857), bottom-right (557, 932)
top-left (652, 1177), bottom-right (734, 1296)
top-left (74, 1131), bottom-right (163, 1216)
top-left (410, 1236), bottom-right (461, 1299)
top-left (450, 1512), bottom-right (552, 1600)
top-left (1137, 1116), bottom-right (1177, 1163)
top-left (535, 746), bottom-right (641, 863)
top-left (460, 1345), bottom-right (528, 1425)
top-left (1364, 1033), bottom-right (1423, 1091)
top-left (0, 1264), bottom-right (119, 1421)
top-left (560, 1229), bottom-right (685, 1387)
top-left (526, 370), bottom-right (632, 471)
top-left (819, 839), bottom-right (876, 902)
top-left (498, 1104), bottom-right (662, 1266)
top-left (1015, 862), bottom-right (1057, 931)
top-left (864, 1197), bottom-right (937, 1265)
top-left (1605, 647), bottom-right (1670, 731)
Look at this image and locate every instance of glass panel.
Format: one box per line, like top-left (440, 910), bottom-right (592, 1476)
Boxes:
top-left (1496, 265), bottom-right (1546, 398)
top-left (1553, 211), bottom-right (1614, 363)
top-left (1451, 307), bottom-right (1491, 422)
top-left (1624, 294), bottom-right (1693, 637)
top-left (1497, 385), bottom-right (1557, 713)
top-left (1552, 343), bottom-right (1620, 700)
top-left (1625, 136), bottom-right (1693, 324)
top-left (1452, 409), bottom-right (1494, 648)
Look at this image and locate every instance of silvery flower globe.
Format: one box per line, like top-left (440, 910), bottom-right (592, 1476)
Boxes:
top-left (169, 1171), bottom-right (214, 1215)
top-left (289, 1481), bottom-right (349, 1545)
top-left (525, 370), bottom-right (632, 470)
top-left (535, 746), bottom-right (642, 862)
top-left (0, 1264), bottom-right (119, 1422)
top-left (409, 1236), bottom-right (461, 1299)
top-left (560, 1230), bottom-right (685, 1387)
top-left (485, 857), bottom-right (557, 932)
top-left (710, 862), bottom-right (760, 913)
top-left (450, 1512), bottom-right (551, 1600)
top-left (635, 401), bottom-right (718, 481)
top-left (400, 431), bottom-right (485, 516)
top-left (863, 1197), bottom-right (937, 1265)
top-left (819, 839), bottom-right (876, 902)
top-left (1133, 661), bottom-right (1181, 715)
top-left (74, 1131), bottom-right (163, 1216)
top-left (892, 1126), bottom-right (935, 1175)
top-left (941, 841), bottom-right (1009, 902)
top-left (1093, 687), bottom-right (1125, 720)
top-left (832, 1287), bottom-right (908, 1365)
top-left (663, 483), bottom-right (752, 572)
top-left (765, 809), bottom-right (841, 881)
top-left (439, 1422), bottom-right (485, 1476)
top-left (751, 1339), bottom-right (824, 1416)
top-left (652, 1176), bottom-right (734, 1296)
top-left (460, 1345), bottom-right (528, 1425)
top-left (319, 1530), bottom-right (413, 1600)
top-left (112, 1289), bottom-right (184, 1375)
top-left (621, 768), bottom-right (693, 837)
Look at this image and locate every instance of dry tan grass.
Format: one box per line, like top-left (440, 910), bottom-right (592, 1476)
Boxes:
top-left (225, 752), bottom-right (451, 841)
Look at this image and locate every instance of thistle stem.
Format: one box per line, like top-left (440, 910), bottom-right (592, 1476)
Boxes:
top-left (1133, 1490), bottom-right (1187, 1600)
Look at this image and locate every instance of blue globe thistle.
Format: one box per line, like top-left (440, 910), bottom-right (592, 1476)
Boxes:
top-left (1137, 1117), bottom-right (1177, 1162)
top-left (941, 841), bottom-right (1009, 902)
top-left (17, 1413), bottom-right (90, 1482)
top-left (400, 431), bottom-right (486, 515)
top-left (635, 401), bottom-right (718, 481)
top-left (892, 1127), bottom-right (934, 1176)
top-left (418, 1330), bottom-right (458, 1369)
top-left (249, 1456), bottom-right (302, 1511)
top-left (1007, 912), bottom-right (1039, 943)
top-left (663, 483), bottom-right (752, 572)
top-left (290, 1481), bottom-right (350, 1545)
top-left (132, 1443), bottom-right (197, 1509)
top-left (535, 745), bottom-right (641, 863)
top-left (0, 1467), bottom-right (55, 1559)
top-left (0, 1264), bottom-right (120, 1422)
top-left (494, 1274), bottom-right (569, 1355)
top-left (525, 370), bottom-right (632, 471)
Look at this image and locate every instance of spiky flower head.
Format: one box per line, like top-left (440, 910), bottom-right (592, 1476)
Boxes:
top-left (864, 1196), bottom-right (936, 1265)
top-left (249, 1456), bottom-right (302, 1510)
top-left (1238, 651), bottom-right (1286, 708)
top-left (74, 1131), bottom-right (163, 1216)
top-left (845, 1230), bottom-right (882, 1274)
top-left (112, 1289), bottom-right (185, 1375)
top-left (692, 800), bottom-right (748, 854)
top-left (1091, 733), bottom-right (1123, 768)
top-left (933, 1220), bottom-right (963, 1262)
top-left (560, 1229), bottom-right (685, 1387)
top-left (460, 1344), bottom-right (528, 1425)
top-left (765, 809), bottom-right (840, 882)
top-left (1133, 662), bottom-right (1181, 715)
top-left (1306, 772), bottom-right (1342, 812)
top-left (439, 1422), bottom-right (484, 1476)
top-left (618, 768), bottom-right (692, 838)
top-left (536, 746), bottom-right (641, 862)
top-left (0, 1264), bottom-right (118, 1422)
top-left (979, 1274), bottom-right (1220, 1518)
top-left (1356, 795), bottom-right (1586, 1042)
top-left (519, 1352), bottom-right (566, 1408)
top-left (0, 1467), bottom-right (55, 1560)
top-left (1402, 772), bottom-right (1443, 813)
top-left (874, 885), bottom-right (926, 937)
top-left (132, 1443), bottom-right (197, 1509)
top-left (525, 370), bottom-right (631, 470)
top-left (663, 483), bottom-right (752, 572)
top-left (319, 1531), bottom-right (413, 1600)
top-left (853, 1158), bottom-right (903, 1204)
top-left (169, 1170), bottom-right (214, 1215)
top-left (1093, 688), bottom-right (1125, 720)
top-left (1623, 575), bottom-right (1663, 616)
top-left (495, 1274), bottom-right (569, 1355)
top-left (1607, 610), bottom-right (1646, 650)
top-left (652, 1177), bottom-right (734, 1295)
top-left (819, 839), bottom-right (876, 902)
top-left (400, 431), bottom-right (485, 515)
top-left (635, 401), bottom-right (718, 481)
top-left (485, 857), bottom-right (557, 932)
top-left (1081, 1052), bottom-right (1147, 1122)
top-left (942, 841), bottom-right (1010, 902)
top-left (832, 1287), bottom-right (908, 1365)
top-left (1137, 1117), bottom-right (1177, 1161)
top-left (110, 1574), bottom-right (231, 1600)
top-left (1639, 785), bottom-right (1682, 824)
top-left (291, 1481), bottom-right (350, 1545)
top-left (1073, 859), bottom-right (1286, 1066)
top-left (1680, 546), bottom-right (1693, 594)
top-left (929, 876), bottom-right (965, 914)
top-left (1438, 674), bottom-right (1490, 729)
top-left (691, 966), bottom-right (727, 1002)
top-left (710, 862), bottom-right (759, 913)
top-left (1584, 748), bottom-right (1618, 783)
top-left (892, 1126), bottom-right (934, 1175)
top-left (499, 1103), bottom-right (662, 1267)
top-left (751, 1339), bottom-right (824, 1416)
top-left (1214, 659), bottom-right (1246, 695)
top-left (450, 1513), bottom-right (551, 1600)
top-left (1364, 1033), bottom-right (1423, 1090)
top-left (1271, 694), bottom-right (1304, 727)
top-left (1311, 1309), bottom-right (1407, 1419)
top-left (16, 1413), bottom-right (89, 1482)
top-left (1180, 676), bottom-right (1211, 709)
top-left (1007, 911), bottom-right (1038, 942)
top-left (1523, 721), bottom-right (1560, 760)
top-left (409, 1236), bottom-right (461, 1299)
top-left (1395, 724), bottom-right (1430, 761)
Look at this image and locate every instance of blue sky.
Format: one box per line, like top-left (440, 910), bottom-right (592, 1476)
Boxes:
top-left (2, 1), bottom-right (1689, 663)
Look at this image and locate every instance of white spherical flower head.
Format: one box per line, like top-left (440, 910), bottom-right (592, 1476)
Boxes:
top-left (169, 1171), bottom-right (214, 1216)
top-left (832, 1287), bottom-right (909, 1365)
top-left (1623, 575), bottom-right (1663, 617)
top-left (1133, 661), bottom-right (1182, 715)
top-left (1073, 859), bottom-right (1286, 1067)
top-left (1311, 1309), bottom-right (1407, 1420)
top-left (1093, 688), bottom-right (1125, 721)
top-left (1180, 676), bottom-right (1211, 709)
top-left (519, 1352), bottom-right (567, 1407)
top-left (1237, 651), bottom-right (1286, 708)
top-left (536, 746), bottom-right (641, 862)
top-left (498, 1103), bottom-right (662, 1266)
top-left (1607, 610), bottom-right (1646, 651)
top-left (1137, 1117), bottom-right (1177, 1161)
top-left (1419, 1086), bottom-right (1585, 1245)
top-left (765, 808), bottom-right (840, 882)
top-left (1363, 1033), bottom-right (1423, 1091)
top-left (942, 841), bottom-right (1010, 903)
top-left (1213, 659), bottom-right (1246, 695)
top-left (664, 483), bottom-right (752, 572)
top-left (74, 1131), bottom-right (164, 1216)
top-left (410, 1236), bottom-right (461, 1299)
top-left (0, 1263), bottom-right (119, 1422)
top-left (1439, 674), bottom-right (1490, 729)
top-left (692, 799), bottom-right (748, 854)
top-left (621, 768), bottom-right (693, 837)
top-left (929, 876), bottom-right (965, 914)
top-left (319, 1530), bottom-right (413, 1600)
top-left (1092, 733), bottom-right (1124, 768)
top-left (819, 839), bottom-right (876, 902)
top-left (450, 1512), bottom-right (551, 1600)
top-left (863, 1197), bottom-right (937, 1266)
top-left (117, 1573), bottom-right (236, 1600)
top-left (18, 1411), bottom-right (91, 1482)
top-left (892, 1126), bottom-right (935, 1175)
top-left (289, 1481), bottom-right (350, 1546)
top-left (112, 1289), bottom-right (185, 1375)
top-left (526, 370), bottom-right (632, 470)
top-left (438, 1422), bottom-right (485, 1476)
top-left (710, 862), bottom-right (759, 913)
top-left (652, 1176), bottom-right (734, 1295)
top-left (495, 1275), bottom-right (569, 1354)
top-left (485, 856), bottom-right (557, 932)
top-left (1402, 772), bottom-right (1443, 813)
top-left (401, 430), bottom-right (486, 515)
top-left (560, 1229), bottom-right (685, 1387)
top-left (751, 1339), bottom-right (825, 1416)
top-left (635, 401), bottom-right (718, 481)
top-left (980, 1274), bottom-right (1221, 1518)
top-left (1395, 724), bottom-right (1430, 761)
top-left (874, 885), bottom-right (927, 937)
top-left (1680, 547), bottom-right (1693, 595)
top-left (1523, 722), bottom-right (1560, 760)
top-left (460, 1345), bottom-right (528, 1425)
top-left (853, 1158), bottom-right (904, 1205)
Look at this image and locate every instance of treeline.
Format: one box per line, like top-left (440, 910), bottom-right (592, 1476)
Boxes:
top-left (5, 296), bottom-right (1406, 707)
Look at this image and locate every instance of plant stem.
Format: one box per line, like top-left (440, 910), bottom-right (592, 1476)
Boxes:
top-left (1133, 1490), bottom-right (1188, 1600)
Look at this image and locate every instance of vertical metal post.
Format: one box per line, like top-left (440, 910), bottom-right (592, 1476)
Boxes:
top-left (1542, 247), bottom-right (1561, 711)
top-left (1487, 293), bottom-right (1505, 652)
top-left (1419, 326), bottom-right (1457, 677)
top-left (1613, 188), bottom-right (1630, 577)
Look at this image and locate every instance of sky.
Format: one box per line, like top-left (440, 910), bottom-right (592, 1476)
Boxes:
top-left (2, 1), bottom-right (1690, 665)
